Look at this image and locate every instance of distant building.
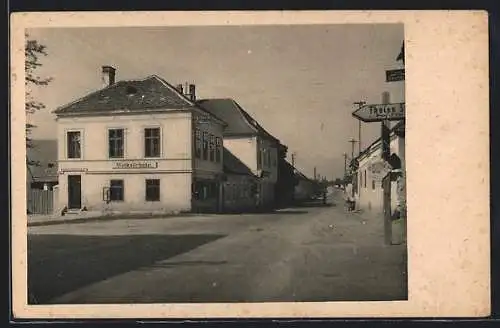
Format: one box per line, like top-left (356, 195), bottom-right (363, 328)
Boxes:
top-left (354, 121), bottom-right (405, 214)
top-left (52, 66), bottom-right (227, 214)
top-left (293, 168), bottom-right (316, 202)
top-left (198, 98), bottom-right (280, 210)
top-left (26, 139), bottom-right (58, 191)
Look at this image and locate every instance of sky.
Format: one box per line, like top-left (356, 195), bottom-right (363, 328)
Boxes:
top-left (27, 24), bottom-right (404, 180)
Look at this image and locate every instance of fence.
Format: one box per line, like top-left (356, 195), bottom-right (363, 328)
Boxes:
top-left (27, 189), bottom-right (54, 215)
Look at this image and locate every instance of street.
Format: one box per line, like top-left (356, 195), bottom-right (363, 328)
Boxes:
top-left (28, 191), bottom-right (407, 304)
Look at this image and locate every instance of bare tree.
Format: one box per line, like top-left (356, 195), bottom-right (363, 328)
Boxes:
top-left (25, 33), bottom-right (53, 167)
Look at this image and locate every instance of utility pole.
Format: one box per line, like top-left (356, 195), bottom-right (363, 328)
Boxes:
top-left (348, 137), bottom-right (358, 162)
top-left (343, 152), bottom-right (348, 179)
top-left (291, 152), bottom-right (296, 168)
top-left (313, 167), bottom-right (317, 181)
top-left (353, 101), bottom-right (366, 155)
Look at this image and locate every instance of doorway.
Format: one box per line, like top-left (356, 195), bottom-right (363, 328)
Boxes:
top-left (67, 175), bottom-right (82, 209)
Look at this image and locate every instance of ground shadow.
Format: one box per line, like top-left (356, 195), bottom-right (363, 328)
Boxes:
top-left (27, 234), bottom-right (224, 304)
top-left (216, 210), bottom-right (309, 215)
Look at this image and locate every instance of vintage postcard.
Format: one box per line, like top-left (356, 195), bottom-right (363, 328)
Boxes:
top-left (10, 10), bottom-right (490, 319)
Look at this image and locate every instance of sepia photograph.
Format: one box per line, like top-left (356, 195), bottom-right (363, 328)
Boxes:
top-left (11, 11), bottom-right (490, 318)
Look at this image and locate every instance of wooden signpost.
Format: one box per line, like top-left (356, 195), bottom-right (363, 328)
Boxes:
top-left (352, 92), bottom-right (405, 246)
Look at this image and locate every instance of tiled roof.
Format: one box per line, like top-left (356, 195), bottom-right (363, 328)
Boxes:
top-left (53, 75), bottom-right (194, 115)
top-left (197, 98), bottom-right (279, 143)
top-left (223, 148), bottom-right (256, 176)
top-left (27, 139), bottom-right (58, 182)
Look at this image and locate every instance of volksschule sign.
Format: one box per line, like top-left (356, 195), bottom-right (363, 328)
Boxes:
top-left (112, 161), bottom-right (159, 169)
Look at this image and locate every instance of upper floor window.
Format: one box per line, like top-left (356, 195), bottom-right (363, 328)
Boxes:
top-left (202, 132), bottom-right (208, 160)
top-left (108, 129), bottom-right (124, 158)
top-left (195, 129), bottom-right (202, 159)
top-left (266, 149), bottom-right (271, 168)
top-left (262, 148), bottom-right (269, 167)
top-left (215, 137), bottom-right (221, 163)
top-left (364, 169), bottom-right (367, 188)
top-left (144, 127), bottom-right (160, 158)
top-left (209, 134), bottom-right (215, 162)
top-left (67, 131), bottom-right (81, 159)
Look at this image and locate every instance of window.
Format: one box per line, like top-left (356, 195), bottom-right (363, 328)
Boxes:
top-left (364, 170), bottom-right (367, 188)
top-left (272, 152), bottom-right (277, 167)
top-left (145, 179), bottom-right (160, 201)
top-left (195, 129), bottom-right (202, 159)
top-left (202, 132), bottom-right (208, 160)
top-left (209, 134), bottom-right (215, 162)
top-left (372, 179), bottom-right (376, 190)
top-left (108, 129), bottom-right (124, 158)
top-left (144, 128), bottom-right (160, 158)
top-left (67, 131), bottom-right (81, 159)
top-left (266, 149), bottom-right (271, 168)
top-left (215, 137), bottom-right (221, 163)
top-left (110, 180), bottom-right (124, 201)
top-left (257, 147), bottom-right (262, 169)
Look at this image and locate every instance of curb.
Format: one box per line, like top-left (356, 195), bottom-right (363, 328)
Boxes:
top-left (28, 212), bottom-right (194, 227)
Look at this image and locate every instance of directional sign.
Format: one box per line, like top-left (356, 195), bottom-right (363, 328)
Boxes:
top-left (386, 69), bottom-right (405, 82)
top-left (352, 103), bottom-right (405, 123)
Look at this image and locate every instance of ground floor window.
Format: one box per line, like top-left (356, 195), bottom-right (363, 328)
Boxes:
top-left (145, 179), bottom-right (160, 201)
top-left (110, 179), bottom-right (124, 201)
top-left (193, 180), bottom-right (218, 201)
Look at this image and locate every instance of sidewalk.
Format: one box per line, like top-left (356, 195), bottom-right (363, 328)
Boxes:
top-left (27, 210), bottom-right (193, 227)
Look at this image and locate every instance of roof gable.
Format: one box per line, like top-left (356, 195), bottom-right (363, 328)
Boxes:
top-left (223, 148), bottom-right (256, 176)
top-left (53, 75), bottom-right (194, 115)
top-left (197, 98), bottom-right (279, 143)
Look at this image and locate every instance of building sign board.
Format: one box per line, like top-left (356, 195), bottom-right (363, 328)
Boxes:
top-left (386, 69), bottom-right (405, 82)
top-left (58, 168), bottom-right (88, 174)
top-left (112, 162), bottom-right (159, 169)
top-left (352, 103), bottom-right (405, 123)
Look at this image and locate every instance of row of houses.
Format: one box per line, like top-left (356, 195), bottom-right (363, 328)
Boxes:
top-left (347, 121), bottom-right (405, 215)
top-left (27, 66), bottom-right (318, 215)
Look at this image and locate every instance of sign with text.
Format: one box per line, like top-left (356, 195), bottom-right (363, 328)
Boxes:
top-left (352, 103), bottom-right (405, 123)
top-left (386, 69), bottom-right (405, 82)
top-left (112, 162), bottom-right (159, 169)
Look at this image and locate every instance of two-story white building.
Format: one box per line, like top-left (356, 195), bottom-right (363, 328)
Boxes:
top-left (354, 121), bottom-right (405, 214)
top-left (53, 66), bottom-right (227, 214)
top-left (197, 98), bottom-right (280, 210)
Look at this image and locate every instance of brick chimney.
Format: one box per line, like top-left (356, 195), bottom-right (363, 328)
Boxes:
top-left (188, 84), bottom-right (196, 101)
top-left (102, 66), bottom-right (116, 88)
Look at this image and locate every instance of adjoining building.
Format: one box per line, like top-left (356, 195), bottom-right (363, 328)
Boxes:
top-left (293, 168), bottom-right (316, 203)
top-left (26, 139), bottom-right (59, 215)
top-left (197, 98), bottom-right (281, 210)
top-left (354, 121), bottom-right (405, 214)
top-left (221, 147), bottom-right (259, 213)
top-left (27, 139), bottom-right (58, 191)
top-left (52, 66), bottom-right (227, 214)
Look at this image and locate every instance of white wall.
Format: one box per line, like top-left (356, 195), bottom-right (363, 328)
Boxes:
top-left (356, 134), bottom-right (404, 214)
top-left (56, 111), bottom-right (197, 212)
top-left (224, 137), bottom-right (258, 171)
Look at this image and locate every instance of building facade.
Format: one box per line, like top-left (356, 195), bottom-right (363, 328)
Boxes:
top-left (354, 121), bottom-right (405, 214)
top-left (197, 98), bottom-right (280, 210)
top-left (53, 67), bottom-right (226, 214)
